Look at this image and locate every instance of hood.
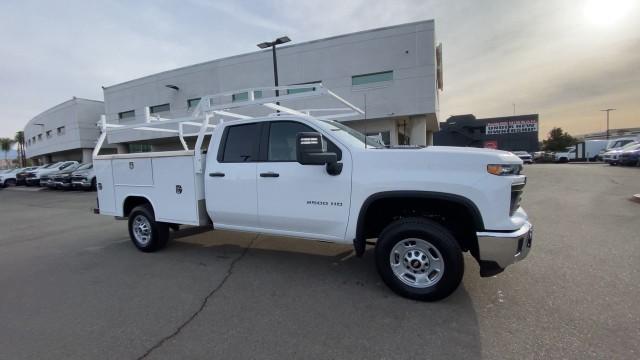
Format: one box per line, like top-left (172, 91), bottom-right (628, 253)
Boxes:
top-left (604, 149), bottom-right (624, 155)
top-left (72, 169), bottom-right (92, 176)
top-left (50, 169), bottom-right (76, 176)
top-left (425, 146), bottom-right (523, 163)
top-left (356, 145), bottom-right (523, 176)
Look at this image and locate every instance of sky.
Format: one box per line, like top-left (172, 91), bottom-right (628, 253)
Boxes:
top-left (0, 0), bottom-right (638, 143)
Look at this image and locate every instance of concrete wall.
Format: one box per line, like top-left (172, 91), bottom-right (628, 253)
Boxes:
top-left (103, 20), bottom-right (440, 146)
top-left (25, 98), bottom-right (105, 159)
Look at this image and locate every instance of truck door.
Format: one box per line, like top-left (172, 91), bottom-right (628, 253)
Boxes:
top-left (256, 120), bottom-right (351, 241)
top-left (205, 122), bottom-right (261, 229)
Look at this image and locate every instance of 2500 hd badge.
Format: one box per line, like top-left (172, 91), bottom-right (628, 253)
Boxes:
top-left (306, 200), bottom-right (343, 207)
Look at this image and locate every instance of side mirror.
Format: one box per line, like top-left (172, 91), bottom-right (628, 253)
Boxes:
top-left (296, 132), bottom-right (342, 175)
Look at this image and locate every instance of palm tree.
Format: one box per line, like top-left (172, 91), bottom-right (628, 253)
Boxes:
top-left (14, 131), bottom-right (25, 167)
top-left (0, 137), bottom-right (15, 168)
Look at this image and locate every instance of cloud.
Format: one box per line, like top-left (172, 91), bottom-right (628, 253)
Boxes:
top-left (0, 0), bottom-right (638, 140)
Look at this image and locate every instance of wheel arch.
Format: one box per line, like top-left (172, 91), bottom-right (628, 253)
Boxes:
top-left (354, 191), bottom-right (485, 257)
top-left (122, 195), bottom-right (156, 218)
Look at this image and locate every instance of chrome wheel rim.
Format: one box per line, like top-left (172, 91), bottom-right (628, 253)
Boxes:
top-left (389, 238), bottom-right (444, 288)
top-left (133, 215), bottom-right (152, 245)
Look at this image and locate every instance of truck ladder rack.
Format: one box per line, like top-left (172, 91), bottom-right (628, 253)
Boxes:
top-left (93, 84), bottom-right (364, 173)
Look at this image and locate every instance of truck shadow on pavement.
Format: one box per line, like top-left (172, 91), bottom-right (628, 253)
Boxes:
top-left (146, 231), bottom-right (483, 359)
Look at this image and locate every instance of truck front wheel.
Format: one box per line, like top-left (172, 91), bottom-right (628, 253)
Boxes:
top-left (128, 204), bottom-right (169, 252)
top-left (375, 218), bottom-right (464, 301)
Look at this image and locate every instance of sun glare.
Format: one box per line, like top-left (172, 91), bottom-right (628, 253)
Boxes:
top-left (584, 0), bottom-right (632, 26)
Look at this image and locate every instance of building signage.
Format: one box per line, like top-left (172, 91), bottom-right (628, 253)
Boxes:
top-left (486, 119), bottom-right (538, 135)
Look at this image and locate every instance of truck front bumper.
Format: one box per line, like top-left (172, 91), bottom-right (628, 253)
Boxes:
top-left (476, 221), bottom-right (533, 277)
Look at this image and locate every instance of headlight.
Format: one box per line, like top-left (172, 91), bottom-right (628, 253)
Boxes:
top-left (487, 164), bottom-right (521, 176)
top-left (61, 174), bottom-right (70, 178)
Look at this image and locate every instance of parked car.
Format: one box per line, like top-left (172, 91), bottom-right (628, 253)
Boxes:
top-left (25, 161), bottom-right (78, 186)
top-left (15, 166), bottom-right (42, 185)
top-left (49, 163), bottom-right (84, 189)
top-left (533, 151), bottom-right (545, 162)
top-left (618, 144), bottom-right (640, 166)
top-left (554, 147), bottom-right (577, 163)
top-left (70, 163), bottom-right (96, 190)
top-left (603, 142), bottom-right (639, 165)
top-left (512, 151), bottom-right (533, 164)
top-left (598, 137), bottom-right (639, 161)
top-left (0, 168), bottom-right (23, 187)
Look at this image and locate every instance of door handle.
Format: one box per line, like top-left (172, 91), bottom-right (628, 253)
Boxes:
top-left (209, 172), bottom-right (225, 177)
top-left (260, 172), bottom-right (280, 178)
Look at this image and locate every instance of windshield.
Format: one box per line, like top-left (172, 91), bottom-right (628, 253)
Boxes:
top-left (76, 163), bottom-right (93, 170)
top-left (609, 139), bottom-right (634, 149)
top-left (43, 162), bottom-right (60, 169)
top-left (319, 120), bottom-right (385, 149)
top-left (59, 162), bottom-right (75, 170)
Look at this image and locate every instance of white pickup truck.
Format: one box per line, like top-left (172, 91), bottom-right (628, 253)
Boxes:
top-left (93, 85), bottom-right (532, 301)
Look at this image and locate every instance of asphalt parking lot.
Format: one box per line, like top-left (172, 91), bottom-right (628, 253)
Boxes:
top-left (0, 164), bottom-right (638, 359)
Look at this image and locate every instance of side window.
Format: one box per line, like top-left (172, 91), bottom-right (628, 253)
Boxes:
top-left (221, 123), bottom-right (261, 162)
top-left (268, 121), bottom-right (342, 162)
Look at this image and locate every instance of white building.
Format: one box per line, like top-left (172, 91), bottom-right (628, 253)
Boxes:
top-left (24, 97), bottom-right (106, 164)
top-left (103, 20), bottom-right (442, 150)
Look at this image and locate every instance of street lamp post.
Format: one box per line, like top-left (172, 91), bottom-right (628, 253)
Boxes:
top-left (600, 108), bottom-right (616, 140)
top-left (257, 36), bottom-right (291, 103)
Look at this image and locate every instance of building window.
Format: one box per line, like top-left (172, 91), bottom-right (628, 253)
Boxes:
top-left (119, 110), bottom-right (136, 120)
top-left (46, 130), bottom-right (52, 138)
top-left (352, 71), bottom-right (393, 86)
top-left (232, 91), bottom-right (263, 102)
top-left (187, 98), bottom-right (201, 108)
top-left (150, 103), bottom-right (170, 114)
top-left (32, 136), bottom-right (36, 143)
top-left (287, 81), bottom-right (321, 95)
top-left (57, 126), bottom-right (65, 135)
top-left (38, 134), bottom-right (42, 141)
top-left (28, 139), bottom-right (31, 146)
top-left (128, 144), bottom-right (152, 153)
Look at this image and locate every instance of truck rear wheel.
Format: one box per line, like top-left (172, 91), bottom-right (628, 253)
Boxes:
top-left (128, 204), bottom-right (169, 252)
top-left (375, 217), bottom-right (464, 301)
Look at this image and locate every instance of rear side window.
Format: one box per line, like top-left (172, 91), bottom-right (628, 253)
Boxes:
top-left (221, 123), bottom-right (261, 162)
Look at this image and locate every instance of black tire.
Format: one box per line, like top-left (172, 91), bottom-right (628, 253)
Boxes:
top-left (375, 217), bottom-right (464, 302)
top-left (86, 178), bottom-right (96, 191)
top-left (127, 204), bottom-right (169, 252)
top-left (5, 179), bottom-right (16, 187)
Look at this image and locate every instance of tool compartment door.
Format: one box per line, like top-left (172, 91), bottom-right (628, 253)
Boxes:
top-left (151, 156), bottom-right (201, 225)
top-left (94, 159), bottom-right (117, 215)
top-left (112, 158), bottom-right (154, 186)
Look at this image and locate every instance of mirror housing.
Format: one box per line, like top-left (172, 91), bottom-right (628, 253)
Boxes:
top-left (296, 132), bottom-right (342, 175)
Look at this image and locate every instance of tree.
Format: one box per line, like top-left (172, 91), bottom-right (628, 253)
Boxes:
top-left (542, 127), bottom-right (576, 151)
top-left (0, 137), bottom-right (15, 168)
top-left (14, 131), bottom-right (26, 167)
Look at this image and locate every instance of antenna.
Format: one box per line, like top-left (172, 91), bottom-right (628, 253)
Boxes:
top-left (364, 93), bottom-right (367, 149)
